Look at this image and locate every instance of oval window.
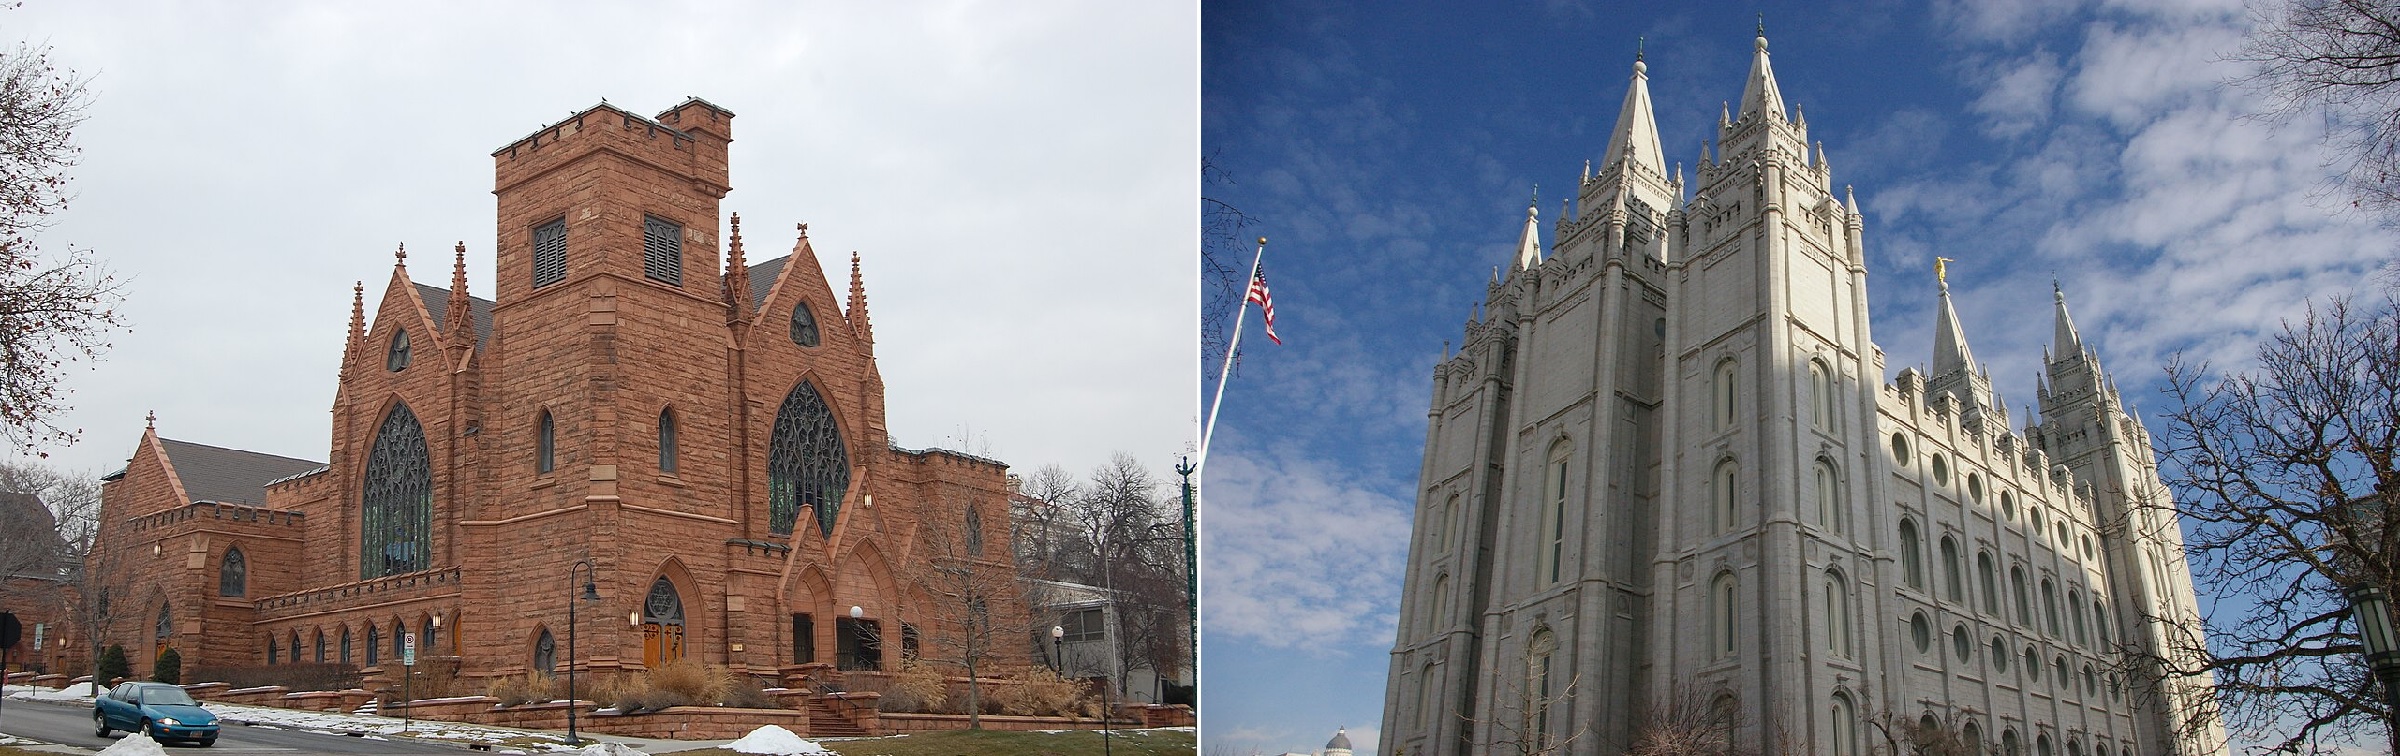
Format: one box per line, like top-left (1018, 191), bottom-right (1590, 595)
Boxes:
top-left (790, 302), bottom-right (821, 348)
top-left (1931, 454), bottom-right (1950, 486)
top-left (1990, 636), bottom-right (2009, 672)
top-left (1952, 624), bottom-right (1973, 662)
top-left (1968, 473), bottom-right (1984, 503)
top-left (2001, 491), bottom-right (2017, 521)
top-left (1891, 433), bottom-right (1911, 465)
top-left (1911, 612), bottom-right (1931, 653)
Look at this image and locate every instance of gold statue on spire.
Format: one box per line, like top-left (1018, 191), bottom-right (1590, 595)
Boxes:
top-left (1935, 256), bottom-right (1953, 286)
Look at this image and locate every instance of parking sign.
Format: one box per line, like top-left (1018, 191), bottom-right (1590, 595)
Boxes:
top-left (403, 632), bottom-right (416, 667)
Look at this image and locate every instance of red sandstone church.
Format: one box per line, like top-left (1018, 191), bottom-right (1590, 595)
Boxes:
top-left (80, 98), bottom-right (1025, 687)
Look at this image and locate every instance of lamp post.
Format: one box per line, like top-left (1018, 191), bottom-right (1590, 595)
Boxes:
top-left (2351, 585), bottom-right (2400, 753)
top-left (566, 560), bottom-right (601, 746)
top-left (1051, 625), bottom-right (1065, 674)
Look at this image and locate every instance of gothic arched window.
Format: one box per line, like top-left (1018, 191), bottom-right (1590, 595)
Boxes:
top-left (790, 302), bottom-right (821, 348)
top-left (1940, 536), bottom-right (1963, 602)
top-left (155, 602), bottom-right (171, 641)
top-left (366, 625), bottom-right (379, 665)
top-left (1979, 552), bottom-right (2002, 615)
top-left (658, 408), bottom-right (678, 474)
top-left (534, 628), bottom-right (556, 676)
top-left (1830, 692), bottom-right (1858, 756)
top-left (220, 546), bottom-right (247, 597)
top-left (1816, 460), bottom-right (1843, 533)
top-left (360, 403), bottom-right (432, 579)
top-left (1809, 359), bottom-right (1834, 430)
top-left (1528, 628), bottom-right (1557, 751)
top-left (315, 630), bottom-right (326, 663)
top-left (341, 627), bottom-right (352, 664)
top-left (965, 505), bottom-right (985, 557)
top-left (388, 329), bottom-right (410, 372)
top-left (536, 409), bottom-right (556, 474)
top-left (768, 381), bottom-right (850, 537)
top-left (1824, 569), bottom-right (1853, 657)
top-left (1714, 460), bottom-right (1739, 534)
top-left (1713, 359), bottom-right (1737, 429)
top-left (1899, 520), bottom-right (1924, 590)
top-left (1711, 571), bottom-right (1738, 659)
top-left (1539, 441), bottom-right (1570, 583)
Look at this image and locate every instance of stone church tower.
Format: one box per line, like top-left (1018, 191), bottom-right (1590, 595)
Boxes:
top-left (1380, 31), bottom-right (2222, 756)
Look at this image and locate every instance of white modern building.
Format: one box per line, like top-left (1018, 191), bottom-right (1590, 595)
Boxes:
top-left (1379, 29), bottom-right (2223, 756)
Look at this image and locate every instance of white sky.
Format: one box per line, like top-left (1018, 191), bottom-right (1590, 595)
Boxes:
top-left (11, 2), bottom-right (1198, 482)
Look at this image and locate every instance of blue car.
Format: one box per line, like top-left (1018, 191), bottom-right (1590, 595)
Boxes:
top-left (94, 681), bottom-right (219, 747)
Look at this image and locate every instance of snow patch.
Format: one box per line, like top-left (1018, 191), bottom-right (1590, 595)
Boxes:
top-left (725, 724), bottom-right (833, 755)
top-left (5, 681), bottom-right (97, 700)
top-left (575, 743), bottom-right (651, 756)
top-left (96, 732), bottom-right (170, 756)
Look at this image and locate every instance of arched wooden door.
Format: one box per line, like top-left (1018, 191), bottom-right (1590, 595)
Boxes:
top-left (640, 577), bottom-right (685, 667)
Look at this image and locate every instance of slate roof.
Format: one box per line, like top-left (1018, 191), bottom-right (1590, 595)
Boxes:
top-left (413, 283), bottom-right (497, 347)
top-left (747, 255), bottom-right (787, 310)
top-left (155, 438), bottom-right (323, 506)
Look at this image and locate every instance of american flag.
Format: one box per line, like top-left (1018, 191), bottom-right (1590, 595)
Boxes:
top-left (1247, 266), bottom-right (1281, 345)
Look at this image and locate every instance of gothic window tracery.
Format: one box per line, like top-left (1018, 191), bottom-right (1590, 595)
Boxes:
top-left (768, 381), bottom-right (849, 537)
top-left (790, 302), bottom-right (820, 348)
top-left (532, 218), bottom-right (567, 287)
top-left (360, 403), bottom-right (432, 579)
top-left (220, 547), bottom-right (247, 597)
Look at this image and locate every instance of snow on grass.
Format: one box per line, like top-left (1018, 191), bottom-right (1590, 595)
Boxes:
top-left (197, 700), bottom-right (582, 751)
top-left (724, 724), bottom-right (833, 755)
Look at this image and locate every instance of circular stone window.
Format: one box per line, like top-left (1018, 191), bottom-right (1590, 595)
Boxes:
top-left (1968, 473), bottom-right (1984, 503)
top-left (1931, 454), bottom-right (1950, 486)
top-left (2001, 491), bottom-right (2017, 521)
top-left (1911, 612), bottom-right (1932, 653)
top-left (1953, 625), bottom-right (1973, 662)
top-left (1990, 636), bottom-right (2009, 672)
top-left (2082, 536), bottom-right (2094, 559)
top-left (1891, 433), bottom-right (1912, 465)
top-left (2024, 647), bottom-right (2041, 682)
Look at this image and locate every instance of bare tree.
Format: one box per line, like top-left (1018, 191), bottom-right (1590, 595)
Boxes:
top-left (2152, 284), bottom-right (2400, 750)
top-left (1862, 703), bottom-right (2000, 756)
top-left (0, 37), bottom-right (118, 455)
top-left (1627, 684), bottom-right (1733, 756)
top-left (1011, 463), bottom-right (1080, 581)
top-left (1201, 154), bottom-right (1256, 363)
top-left (897, 486), bottom-right (1030, 727)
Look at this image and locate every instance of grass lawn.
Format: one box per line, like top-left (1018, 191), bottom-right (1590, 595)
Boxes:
top-left (675, 727), bottom-right (1196, 756)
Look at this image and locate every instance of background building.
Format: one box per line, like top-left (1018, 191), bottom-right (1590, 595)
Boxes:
top-left (1379, 32), bottom-right (2222, 756)
top-left (82, 98), bottom-right (1026, 689)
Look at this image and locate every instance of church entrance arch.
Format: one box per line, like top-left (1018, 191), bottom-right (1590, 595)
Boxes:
top-left (640, 576), bottom-right (686, 667)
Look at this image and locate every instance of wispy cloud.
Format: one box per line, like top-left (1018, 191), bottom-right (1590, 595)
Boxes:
top-left (1203, 445), bottom-right (1412, 652)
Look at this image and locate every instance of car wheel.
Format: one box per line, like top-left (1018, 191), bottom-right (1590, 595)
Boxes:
top-left (92, 711), bottom-right (110, 737)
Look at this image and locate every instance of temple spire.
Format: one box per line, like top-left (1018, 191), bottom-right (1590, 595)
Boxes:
top-left (1600, 48), bottom-right (1665, 175)
top-left (446, 241), bottom-right (472, 338)
top-left (343, 280), bottom-right (365, 378)
top-left (1737, 26), bottom-right (1787, 123)
top-left (1513, 189), bottom-right (1542, 270)
top-left (1931, 258), bottom-right (1977, 380)
top-left (723, 212), bottom-right (752, 322)
top-left (848, 250), bottom-right (875, 347)
top-left (2053, 279), bottom-right (2085, 357)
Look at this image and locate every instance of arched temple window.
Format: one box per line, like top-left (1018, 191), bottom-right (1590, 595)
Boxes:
top-left (1899, 520), bottom-right (1924, 590)
top-left (220, 546), bottom-right (247, 597)
top-left (658, 408), bottom-right (678, 474)
top-left (768, 381), bottom-right (850, 537)
top-left (1711, 572), bottom-right (1738, 659)
top-left (360, 403), bottom-right (432, 579)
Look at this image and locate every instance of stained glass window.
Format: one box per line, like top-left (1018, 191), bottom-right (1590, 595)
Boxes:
top-left (220, 547), bottom-right (246, 597)
top-left (361, 404), bottom-right (432, 579)
top-left (790, 302), bottom-right (820, 348)
top-left (768, 381), bottom-right (849, 537)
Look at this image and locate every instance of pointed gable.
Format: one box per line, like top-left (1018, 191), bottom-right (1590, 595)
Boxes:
top-left (414, 283), bottom-right (496, 347)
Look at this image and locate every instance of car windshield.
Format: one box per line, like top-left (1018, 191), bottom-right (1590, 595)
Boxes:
top-left (139, 686), bottom-right (198, 706)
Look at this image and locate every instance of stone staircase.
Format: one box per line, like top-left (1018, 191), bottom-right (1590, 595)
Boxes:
top-left (803, 697), bottom-right (872, 738)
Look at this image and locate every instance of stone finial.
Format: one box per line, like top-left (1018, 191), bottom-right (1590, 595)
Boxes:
top-left (849, 251), bottom-right (875, 347)
top-left (146, 410), bottom-right (155, 430)
top-left (797, 222), bottom-right (809, 238)
top-left (395, 243), bottom-right (406, 265)
top-left (724, 212), bottom-right (752, 322)
top-left (345, 280), bottom-right (367, 370)
top-left (447, 242), bottom-right (472, 338)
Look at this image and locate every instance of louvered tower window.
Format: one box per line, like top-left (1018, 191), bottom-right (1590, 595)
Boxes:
top-left (532, 218), bottom-right (567, 287)
top-left (768, 380), bottom-right (850, 537)
top-left (643, 215), bottom-right (683, 286)
top-left (360, 403), bottom-right (433, 579)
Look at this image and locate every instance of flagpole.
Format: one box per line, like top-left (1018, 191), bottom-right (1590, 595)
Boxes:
top-left (1196, 237), bottom-right (1265, 477)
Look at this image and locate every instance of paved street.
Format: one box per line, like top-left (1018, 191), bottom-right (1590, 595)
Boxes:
top-left (0, 697), bottom-right (469, 754)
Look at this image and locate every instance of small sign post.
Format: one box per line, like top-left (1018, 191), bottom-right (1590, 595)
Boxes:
top-left (401, 631), bottom-right (415, 733)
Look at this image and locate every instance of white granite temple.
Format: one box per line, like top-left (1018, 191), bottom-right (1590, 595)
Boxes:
top-left (1378, 29), bottom-right (2222, 756)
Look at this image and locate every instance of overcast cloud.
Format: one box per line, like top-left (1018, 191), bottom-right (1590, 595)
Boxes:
top-left (9, 2), bottom-right (1197, 482)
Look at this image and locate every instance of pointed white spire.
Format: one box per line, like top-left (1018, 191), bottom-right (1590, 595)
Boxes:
top-left (1932, 259), bottom-right (1978, 379)
top-left (1737, 21), bottom-right (1787, 123)
top-left (1600, 47), bottom-right (1665, 175)
top-left (2053, 279), bottom-right (2086, 356)
top-left (1514, 188), bottom-right (1543, 270)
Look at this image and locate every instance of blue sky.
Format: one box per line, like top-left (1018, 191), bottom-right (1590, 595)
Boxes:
top-left (1201, 1), bottom-right (2398, 753)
